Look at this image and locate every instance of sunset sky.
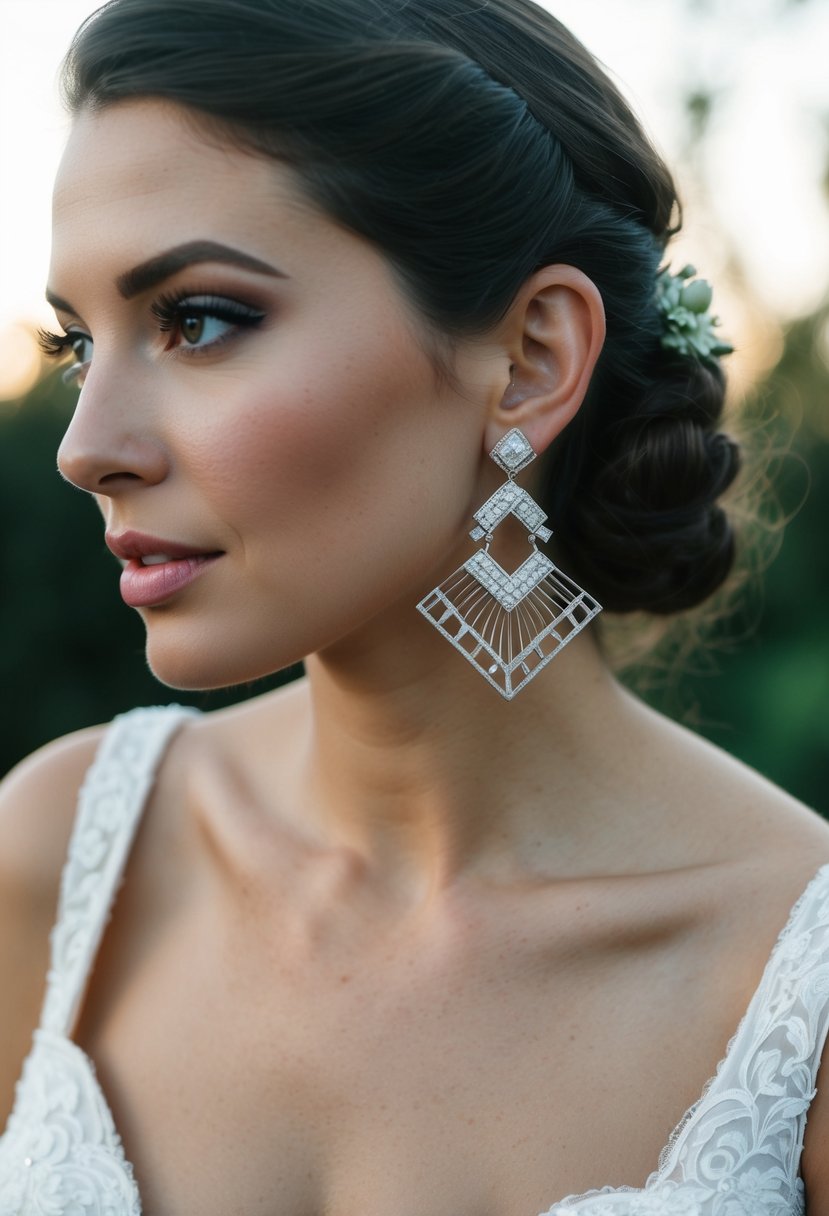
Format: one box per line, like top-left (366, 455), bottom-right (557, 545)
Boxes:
top-left (1, 0), bottom-right (827, 399)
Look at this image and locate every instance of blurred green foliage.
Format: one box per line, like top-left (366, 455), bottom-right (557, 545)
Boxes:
top-left (622, 307), bottom-right (829, 814)
top-left (1, 308), bottom-right (827, 810)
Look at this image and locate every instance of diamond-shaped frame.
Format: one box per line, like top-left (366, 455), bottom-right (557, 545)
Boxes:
top-left (417, 564), bottom-right (603, 699)
top-left (416, 425), bottom-right (602, 696)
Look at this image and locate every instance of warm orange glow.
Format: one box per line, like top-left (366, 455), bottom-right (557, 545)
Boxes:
top-left (0, 325), bottom-right (43, 404)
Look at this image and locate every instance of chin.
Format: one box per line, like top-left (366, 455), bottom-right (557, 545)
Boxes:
top-left (143, 633), bottom-right (301, 693)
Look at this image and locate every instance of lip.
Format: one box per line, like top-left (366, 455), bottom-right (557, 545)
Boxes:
top-left (119, 554), bottom-right (224, 608)
top-left (105, 530), bottom-right (223, 562)
top-left (105, 530), bottom-right (225, 608)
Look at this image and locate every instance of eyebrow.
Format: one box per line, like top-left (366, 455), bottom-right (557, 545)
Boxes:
top-left (46, 239), bottom-right (287, 314)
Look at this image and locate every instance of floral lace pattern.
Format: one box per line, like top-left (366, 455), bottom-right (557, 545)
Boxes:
top-left (0, 1031), bottom-right (142, 1216)
top-left (0, 707), bottom-right (198, 1216)
top-left (0, 704), bottom-right (827, 1216)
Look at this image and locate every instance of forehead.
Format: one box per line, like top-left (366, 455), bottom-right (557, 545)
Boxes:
top-left (50, 99), bottom-right (318, 283)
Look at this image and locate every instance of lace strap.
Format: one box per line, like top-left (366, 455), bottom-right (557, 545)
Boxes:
top-left (39, 705), bottom-right (200, 1038)
top-left (659, 863), bottom-right (829, 1184)
top-left (712, 863), bottom-right (829, 1088)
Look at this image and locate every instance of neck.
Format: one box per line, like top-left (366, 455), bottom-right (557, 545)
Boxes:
top-left (286, 606), bottom-right (652, 894)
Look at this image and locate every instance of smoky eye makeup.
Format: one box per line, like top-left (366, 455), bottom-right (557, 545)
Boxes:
top-left (37, 286), bottom-right (269, 383)
top-left (150, 289), bottom-right (267, 353)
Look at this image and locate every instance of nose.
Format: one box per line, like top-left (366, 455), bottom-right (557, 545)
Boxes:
top-left (57, 371), bottom-right (169, 495)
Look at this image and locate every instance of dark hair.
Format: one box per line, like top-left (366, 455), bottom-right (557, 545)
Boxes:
top-left (61, 0), bottom-right (740, 616)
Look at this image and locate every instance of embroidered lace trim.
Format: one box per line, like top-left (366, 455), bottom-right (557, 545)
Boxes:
top-left (40, 705), bottom-right (199, 1039)
top-left (0, 705), bottom-right (197, 1216)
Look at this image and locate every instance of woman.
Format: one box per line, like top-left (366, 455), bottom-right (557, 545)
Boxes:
top-left (0, 0), bottom-right (827, 1212)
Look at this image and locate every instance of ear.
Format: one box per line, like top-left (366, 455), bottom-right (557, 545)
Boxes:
top-left (484, 265), bottom-right (606, 458)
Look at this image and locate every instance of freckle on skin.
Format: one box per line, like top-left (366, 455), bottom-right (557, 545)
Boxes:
top-left (340, 974), bottom-right (351, 983)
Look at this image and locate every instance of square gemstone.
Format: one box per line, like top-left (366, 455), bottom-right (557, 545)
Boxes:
top-left (491, 428), bottom-right (536, 475)
top-left (515, 497), bottom-right (546, 531)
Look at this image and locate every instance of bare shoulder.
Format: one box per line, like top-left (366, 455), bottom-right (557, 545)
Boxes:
top-left (0, 725), bottom-right (111, 887)
top-left (620, 693), bottom-right (829, 1198)
top-left (619, 688), bottom-right (829, 969)
top-left (0, 723), bottom-right (109, 1126)
top-left (707, 738), bottom-right (829, 868)
top-left (625, 688), bottom-right (829, 865)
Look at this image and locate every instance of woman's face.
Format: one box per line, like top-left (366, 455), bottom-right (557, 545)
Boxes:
top-left (50, 100), bottom-right (500, 689)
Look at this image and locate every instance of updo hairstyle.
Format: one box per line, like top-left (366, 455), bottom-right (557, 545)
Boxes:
top-left (61, 0), bottom-right (741, 617)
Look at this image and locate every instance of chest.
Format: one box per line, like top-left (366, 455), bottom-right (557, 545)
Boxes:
top-left (67, 891), bottom-right (751, 1216)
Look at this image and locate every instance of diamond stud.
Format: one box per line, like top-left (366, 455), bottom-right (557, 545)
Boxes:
top-left (490, 427), bottom-right (536, 475)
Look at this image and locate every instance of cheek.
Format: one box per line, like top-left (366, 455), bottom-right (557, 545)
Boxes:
top-left (179, 324), bottom-right (481, 610)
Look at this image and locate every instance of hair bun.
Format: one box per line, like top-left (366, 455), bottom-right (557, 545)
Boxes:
top-left (556, 360), bottom-right (741, 615)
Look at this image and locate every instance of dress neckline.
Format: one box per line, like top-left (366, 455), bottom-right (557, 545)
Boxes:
top-left (546, 861), bottom-right (829, 1211)
top-left (46, 862), bottom-right (829, 1216)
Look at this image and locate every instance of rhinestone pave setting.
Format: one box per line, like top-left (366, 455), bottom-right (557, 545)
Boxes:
top-left (469, 482), bottom-right (553, 545)
top-left (464, 550), bottom-right (555, 612)
top-left (417, 428), bottom-right (602, 699)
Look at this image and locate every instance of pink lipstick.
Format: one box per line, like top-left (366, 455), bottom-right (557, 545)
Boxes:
top-left (118, 554), bottom-right (223, 607)
top-left (105, 531), bottom-right (224, 608)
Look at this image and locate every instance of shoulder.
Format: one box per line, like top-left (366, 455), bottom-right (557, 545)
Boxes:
top-left (615, 686), bottom-right (829, 985)
top-left (0, 721), bottom-right (110, 1126)
top-left (626, 698), bottom-right (829, 1197)
top-left (0, 723), bottom-right (111, 907)
top-left (622, 688), bottom-right (829, 865)
top-left (669, 704), bottom-right (829, 936)
top-left (688, 736), bottom-right (829, 1204)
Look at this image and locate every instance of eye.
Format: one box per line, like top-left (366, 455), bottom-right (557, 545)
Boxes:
top-left (68, 333), bottom-right (93, 366)
top-left (151, 293), bottom-right (266, 353)
top-left (37, 328), bottom-right (93, 384)
top-left (178, 312), bottom-right (233, 347)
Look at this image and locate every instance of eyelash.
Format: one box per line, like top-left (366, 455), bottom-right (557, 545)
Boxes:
top-left (37, 330), bottom-right (91, 384)
top-left (37, 290), bottom-right (267, 382)
top-left (150, 290), bottom-right (266, 348)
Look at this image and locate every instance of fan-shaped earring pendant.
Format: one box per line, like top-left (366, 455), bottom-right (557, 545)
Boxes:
top-left (416, 429), bottom-right (602, 700)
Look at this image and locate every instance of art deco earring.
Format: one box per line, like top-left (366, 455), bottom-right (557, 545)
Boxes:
top-left (417, 428), bottom-right (602, 700)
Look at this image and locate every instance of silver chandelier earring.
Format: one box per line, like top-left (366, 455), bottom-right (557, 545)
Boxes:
top-left (417, 428), bottom-right (602, 700)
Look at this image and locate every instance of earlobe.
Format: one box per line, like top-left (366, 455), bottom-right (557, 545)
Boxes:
top-left (485, 265), bottom-right (606, 457)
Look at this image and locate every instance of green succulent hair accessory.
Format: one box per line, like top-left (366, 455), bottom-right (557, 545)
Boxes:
top-left (655, 264), bottom-right (734, 362)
